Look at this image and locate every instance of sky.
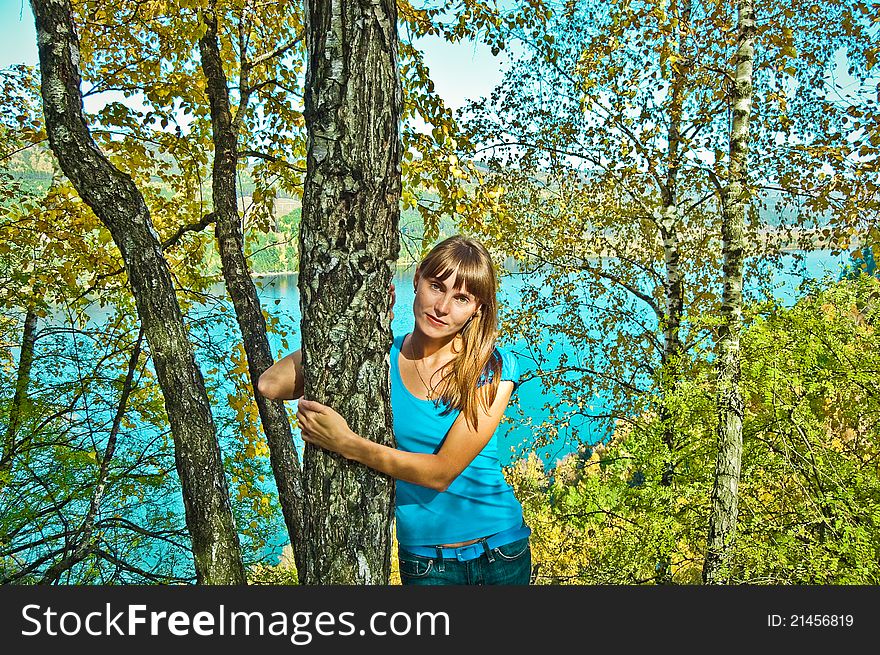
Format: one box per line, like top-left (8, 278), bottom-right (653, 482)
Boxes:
top-left (0, 1), bottom-right (507, 113)
top-left (1, 1), bottom-right (37, 67)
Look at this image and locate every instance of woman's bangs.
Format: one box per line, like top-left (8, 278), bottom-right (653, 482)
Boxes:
top-left (423, 249), bottom-right (492, 303)
top-left (453, 256), bottom-right (493, 303)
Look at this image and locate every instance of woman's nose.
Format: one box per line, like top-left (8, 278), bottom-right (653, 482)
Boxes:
top-left (434, 294), bottom-right (453, 314)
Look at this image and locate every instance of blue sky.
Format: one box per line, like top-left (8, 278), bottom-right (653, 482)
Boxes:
top-left (1, 1), bottom-right (37, 67)
top-left (0, 1), bottom-right (506, 112)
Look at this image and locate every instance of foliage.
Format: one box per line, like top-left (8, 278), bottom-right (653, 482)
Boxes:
top-left (398, 1), bottom-right (555, 254)
top-left (4, 0), bottom-right (878, 584)
top-left (0, 307), bottom-right (196, 584)
top-left (242, 210), bottom-right (301, 275)
top-left (509, 274), bottom-right (880, 584)
top-left (247, 544), bottom-right (298, 585)
top-left (733, 273), bottom-right (880, 582)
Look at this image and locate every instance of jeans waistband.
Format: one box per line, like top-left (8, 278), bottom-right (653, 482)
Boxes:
top-left (399, 524), bottom-right (531, 562)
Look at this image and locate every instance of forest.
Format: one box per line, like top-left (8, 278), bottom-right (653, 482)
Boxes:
top-left (1, 0), bottom-right (878, 585)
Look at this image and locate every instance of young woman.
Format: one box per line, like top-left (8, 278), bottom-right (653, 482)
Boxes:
top-left (258, 235), bottom-right (531, 585)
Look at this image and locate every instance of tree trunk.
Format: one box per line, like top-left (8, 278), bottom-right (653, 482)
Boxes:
top-left (703, 0), bottom-right (755, 585)
top-left (658, 0), bottom-right (692, 465)
top-left (653, 0), bottom-right (691, 584)
top-left (198, 1), bottom-right (307, 576)
top-left (0, 306), bottom-right (37, 487)
top-left (39, 328), bottom-right (144, 584)
top-left (299, 0), bottom-right (401, 584)
top-left (29, 0), bottom-right (246, 584)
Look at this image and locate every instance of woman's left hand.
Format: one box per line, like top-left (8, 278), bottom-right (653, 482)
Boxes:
top-left (297, 398), bottom-right (356, 458)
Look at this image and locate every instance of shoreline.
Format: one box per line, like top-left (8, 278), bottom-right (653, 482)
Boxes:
top-left (248, 260), bottom-right (420, 278)
top-left (244, 246), bottom-right (842, 279)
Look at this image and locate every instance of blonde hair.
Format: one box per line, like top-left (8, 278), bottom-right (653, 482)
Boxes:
top-left (416, 235), bottom-right (502, 430)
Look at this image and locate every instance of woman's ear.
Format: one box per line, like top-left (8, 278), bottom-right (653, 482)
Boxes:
top-left (413, 266), bottom-right (421, 291)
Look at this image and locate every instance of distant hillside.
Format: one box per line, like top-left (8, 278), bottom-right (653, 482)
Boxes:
top-left (204, 205), bottom-right (459, 277)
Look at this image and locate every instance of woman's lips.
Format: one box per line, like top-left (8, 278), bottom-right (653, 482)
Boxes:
top-left (426, 314), bottom-right (446, 326)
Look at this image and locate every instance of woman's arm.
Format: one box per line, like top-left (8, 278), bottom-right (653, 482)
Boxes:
top-left (297, 380), bottom-right (515, 492)
top-left (257, 349), bottom-right (304, 400)
top-left (259, 283), bottom-right (395, 402)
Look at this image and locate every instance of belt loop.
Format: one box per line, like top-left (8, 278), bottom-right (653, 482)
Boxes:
top-left (480, 538), bottom-right (495, 563)
top-left (436, 547), bottom-right (445, 572)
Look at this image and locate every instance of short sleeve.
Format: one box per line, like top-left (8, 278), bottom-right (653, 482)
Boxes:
top-left (477, 346), bottom-right (522, 392)
top-left (498, 347), bottom-right (521, 392)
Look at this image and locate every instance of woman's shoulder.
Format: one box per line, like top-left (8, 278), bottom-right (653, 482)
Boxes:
top-left (484, 342), bottom-right (521, 390)
top-left (495, 344), bottom-right (521, 383)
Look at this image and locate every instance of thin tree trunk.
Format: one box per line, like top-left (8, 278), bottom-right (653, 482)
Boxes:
top-left (654, 0), bottom-right (691, 584)
top-left (198, 1), bottom-right (307, 577)
top-left (0, 306), bottom-right (37, 486)
top-left (703, 0), bottom-right (755, 585)
top-left (299, 0), bottom-right (401, 584)
top-left (658, 0), bottom-right (692, 463)
top-left (29, 0), bottom-right (245, 584)
top-left (39, 328), bottom-right (144, 584)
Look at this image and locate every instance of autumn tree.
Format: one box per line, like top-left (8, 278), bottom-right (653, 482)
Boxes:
top-left (422, 0), bottom-right (879, 581)
top-left (0, 65), bottom-right (205, 583)
top-left (703, 0), bottom-right (755, 584)
top-left (196, 0), bottom-right (307, 574)
top-left (297, 0), bottom-right (401, 585)
top-left (28, 0), bottom-right (245, 584)
top-left (39, 0), bottom-right (314, 572)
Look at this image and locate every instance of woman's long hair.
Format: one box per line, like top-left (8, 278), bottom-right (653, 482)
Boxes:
top-left (415, 235), bottom-right (502, 430)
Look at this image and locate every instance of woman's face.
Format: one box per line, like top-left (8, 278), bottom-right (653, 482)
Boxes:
top-left (412, 268), bottom-right (480, 339)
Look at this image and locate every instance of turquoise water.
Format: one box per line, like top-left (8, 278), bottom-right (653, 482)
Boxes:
top-left (246, 250), bottom-right (849, 471)
top-left (38, 249), bottom-right (848, 568)
top-left (48, 248), bottom-right (849, 475)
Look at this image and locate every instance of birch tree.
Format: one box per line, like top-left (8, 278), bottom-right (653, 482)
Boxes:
top-left (703, 0), bottom-right (755, 584)
top-left (196, 0), bottom-right (306, 574)
top-left (28, 0), bottom-right (245, 584)
top-left (297, 0), bottom-right (401, 584)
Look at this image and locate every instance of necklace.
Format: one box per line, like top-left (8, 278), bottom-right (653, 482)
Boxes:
top-left (408, 338), bottom-right (441, 400)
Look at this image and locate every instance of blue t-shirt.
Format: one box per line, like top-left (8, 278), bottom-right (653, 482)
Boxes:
top-left (391, 332), bottom-right (524, 546)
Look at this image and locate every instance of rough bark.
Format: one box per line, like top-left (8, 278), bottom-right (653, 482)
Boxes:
top-left (198, 1), bottom-right (306, 576)
top-left (703, 0), bottom-right (755, 584)
top-left (29, 0), bottom-right (245, 584)
top-left (657, 0), bottom-right (691, 466)
top-left (299, 0), bottom-right (401, 584)
top-left (0, 306), bottom-right (37, 487)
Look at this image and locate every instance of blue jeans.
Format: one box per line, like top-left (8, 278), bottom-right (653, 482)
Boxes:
top-left (398, 537), bottom-right (531, 585)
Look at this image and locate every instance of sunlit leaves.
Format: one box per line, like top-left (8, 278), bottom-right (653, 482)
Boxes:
top-left (508, 274), bottom-right (880, 583)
